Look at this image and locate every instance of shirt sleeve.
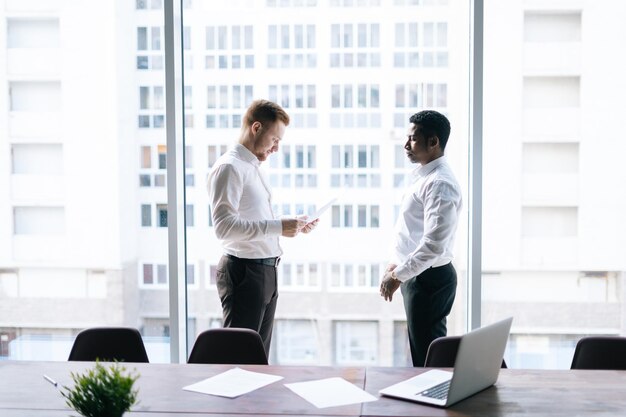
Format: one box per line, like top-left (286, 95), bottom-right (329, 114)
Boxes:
top-left (393, 181), bottom-right (460, 282)
top-left (208, 164), bottom-right (283, 242)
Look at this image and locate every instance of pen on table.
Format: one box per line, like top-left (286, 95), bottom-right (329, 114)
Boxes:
top-left (43, 374), bottom-right (58, 387)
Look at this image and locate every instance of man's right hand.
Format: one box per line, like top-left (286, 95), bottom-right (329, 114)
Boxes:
top-left (281, 218), bottom-right (307, 237)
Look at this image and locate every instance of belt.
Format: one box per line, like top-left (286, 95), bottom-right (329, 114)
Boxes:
top-left (225, 254), bottom-right (281, 267)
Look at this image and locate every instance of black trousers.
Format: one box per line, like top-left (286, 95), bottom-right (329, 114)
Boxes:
top-left (215, 255), bottom-right (278, 355)
top-left (400, 262), bottom-right (457, 367)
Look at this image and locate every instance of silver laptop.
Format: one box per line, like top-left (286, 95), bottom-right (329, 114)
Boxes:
top-left (379, 317), bottom-right (513, 408)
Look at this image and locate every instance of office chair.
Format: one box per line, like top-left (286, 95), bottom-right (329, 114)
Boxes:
top-left (424, 335), bottom-right (508, 368)
top-left (188, 328), bottom-right (268, 365)
top-left (68, 327), bottom-right (150, 363)
top-left (570, 336), bottom-right (626, 370)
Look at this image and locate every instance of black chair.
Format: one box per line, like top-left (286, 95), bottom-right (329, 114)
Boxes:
top-left (68, 327), bottom-right (149, 363)
top-left (424, 335), bottom-right (507, 368)
top-left (188, 328), bottom-right (268, 365)
top-left (570, 336), bottom-right (626, 370)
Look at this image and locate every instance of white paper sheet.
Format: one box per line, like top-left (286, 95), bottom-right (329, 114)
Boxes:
top-left (308, 197), bottom-right (338, 222)
top-left (284, 377), bottom-right (377, 409)
top-left (183, 367), bottom-right (283, 398)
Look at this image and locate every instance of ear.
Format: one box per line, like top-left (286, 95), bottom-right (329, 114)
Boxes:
top-left (251, 121), bottom-right (262, 135)
top-left (429, 136), bottom-right (439, 148)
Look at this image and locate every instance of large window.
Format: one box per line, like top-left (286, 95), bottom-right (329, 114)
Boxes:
top-left (482, 1), bottom-right (625, 368)
top-left (182, 1), bottom-right (469, 367)
top-left (0, 0), bottom-right (473, 365)
top-left (1, 2), bottom-right (171, 362)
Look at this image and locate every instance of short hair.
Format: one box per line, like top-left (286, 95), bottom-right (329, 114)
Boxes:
top-left (409, 110), bottom-right (451, 151)
top-left (242, 99), bottom-right (290, 129)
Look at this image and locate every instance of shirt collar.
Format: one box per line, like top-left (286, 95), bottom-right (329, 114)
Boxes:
top-left (235, 143), bottom-right (260, 167)
top-left (411, 155), bottom-right (447, 179)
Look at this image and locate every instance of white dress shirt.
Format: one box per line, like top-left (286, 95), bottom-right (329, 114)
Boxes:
top-left (207, 144), bottom-right (283, 259)
top-left (392, 156), bottom-right (462, 282)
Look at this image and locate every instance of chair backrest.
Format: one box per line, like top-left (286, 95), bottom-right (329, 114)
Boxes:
top-left (424, 335), bottom-right (507, 368)
top-left (188, 328), bottom-right (268, 365)
top-left (571, 336), bottom-right (626, 370)
top-left (68, 327), bottom-right (149, 363)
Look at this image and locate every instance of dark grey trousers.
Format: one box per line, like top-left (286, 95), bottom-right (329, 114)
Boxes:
top-left (216, 255), bottom-right (278, 355)
top-left (400, 262), bottom-right (457, 367)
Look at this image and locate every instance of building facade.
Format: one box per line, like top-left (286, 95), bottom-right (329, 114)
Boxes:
top-left (1, 0), bottom-right (624, 368)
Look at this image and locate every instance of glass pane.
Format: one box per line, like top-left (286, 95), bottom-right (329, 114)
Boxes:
top-left (181, 1), bottom-right (470, 368)
top-left (482, 3), bottom-right (617, 369)
top-left (2, 3), bottom-right (170, 362)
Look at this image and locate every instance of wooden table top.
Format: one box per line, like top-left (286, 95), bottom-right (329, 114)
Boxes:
top-left (2, 361), bottom-right (626, 416)
top-left (362, 367), bottom-right (626, 417)
top-left (0, 361), bottom-right (363, 416)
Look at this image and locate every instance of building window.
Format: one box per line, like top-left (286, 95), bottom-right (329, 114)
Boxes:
top-left (205, 25), bottom-right (254, 70)
top-left (141, 204), bottom-right (152, 227)
top-left (269, 144), bottom-right (317, 188)
top-left (521, 207), bottom-right (578, 238)
top-left (141, 263), bottom-right (167, 286)
top-left (9, 81), bottom-right (61, 112)
top-left (208, 144), bottom-right (228, 168)
top-left (186, 264), bottom-right (196, 286)
top-left (206, 85), bottom-right (252, 128)
top-left (393, 22), bottom-right (448, 68)
top-left (392, 144), bottom-right (412, 188)
top-left (136, 26), bottom-right (163, 70)
top-left (394, 83), bottom-right (447, 127)
top-left (138, 86), bottom-right (165, 128)
top-left (330, 0), bottom-right (381, 6)
top-left (139, 145), bottom-right (172, 187)
top-left (267, 0), bottom-right (318, 6)
top-left (329, 263), bottom-right (381, 289)
top-left (331, 204), bottom-right (379, 228)
top-left (135, 0), bottom-right (165, 10)
top-left (278, 262), bottom-right (320, 289)
top-left (11, 144), bottom-right (63, 175)
top-left (267, 24), bottom-right (316, 69)
top-left (13, 207), bottom-right (65, 235)
top-left (156, 204), bottom-right (168, 227)
top-left (329, 84), bottom-right (380, 128)
top-left (268, 84), bottom-right (317, 128)
top-left (185, 204), bottom-right (194, 227)
top-left (393, 321), bottom-right (412, 366)
top-left (7, 18), bottom-right (59, 49)
top-left (330, 144), bottom-right (380, 188)
top-left (334, 321), bottom-right (378, 365)
top-left (271, 320), bottom-right (318, 365)
top-left (330, 23), bottom-right (380, 68)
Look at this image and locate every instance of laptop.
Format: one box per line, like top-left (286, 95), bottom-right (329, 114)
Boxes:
top-left (379, 317), bottom-right (513, 408)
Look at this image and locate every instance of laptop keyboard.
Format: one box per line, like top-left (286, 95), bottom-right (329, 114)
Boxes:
top-left (418, 380), bottom-right (450, 400)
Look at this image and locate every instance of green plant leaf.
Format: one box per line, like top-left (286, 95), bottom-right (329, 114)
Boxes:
top-left (61, 361), bottom-right (139, 417)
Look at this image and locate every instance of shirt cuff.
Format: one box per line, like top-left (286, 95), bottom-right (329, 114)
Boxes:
top-left (392, 264), bottom-right (413, 282)
top-left (267, 219), bottom-right (283, 236)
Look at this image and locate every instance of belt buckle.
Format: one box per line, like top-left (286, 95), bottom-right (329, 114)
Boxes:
top-left (274, 257), bottom-right (281, 267)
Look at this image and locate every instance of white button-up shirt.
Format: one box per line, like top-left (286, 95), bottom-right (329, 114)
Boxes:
top-left (392, 156), bottom-right (462, 282)
top-left (207, 144), bottom-right (283, 259)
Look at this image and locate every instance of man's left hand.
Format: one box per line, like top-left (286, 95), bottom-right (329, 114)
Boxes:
top-left (380, 270), bottom-right (401, 302)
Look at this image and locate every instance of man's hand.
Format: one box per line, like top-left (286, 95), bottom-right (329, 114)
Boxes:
top-left (297, 215), bottom-right (319, 234)
top-left (281, 218), bottom-right (307, 237)
top-left (380, 264), bottom-right (401, 301)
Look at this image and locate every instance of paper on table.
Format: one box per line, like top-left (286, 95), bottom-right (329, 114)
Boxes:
top-left (183, 367), bottom-right (283, 398)
top-left (284, 377), bottom-right (377, 409)
top-left (308, 197), bottom-right (338, 222)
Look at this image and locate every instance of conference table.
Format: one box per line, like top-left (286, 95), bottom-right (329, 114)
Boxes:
top-left (1, 361), bottom-right (626, 416)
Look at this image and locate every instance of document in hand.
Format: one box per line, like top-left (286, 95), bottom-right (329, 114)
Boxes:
top-left (183, 367), bottom-right (283, 398)
top-left (308, 197), bottom-right (338, 222)
top-left (284, 377), bottom-right (377, 408)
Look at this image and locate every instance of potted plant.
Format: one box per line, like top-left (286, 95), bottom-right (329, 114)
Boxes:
top-left (61, 361), bottom-right (139, 417)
